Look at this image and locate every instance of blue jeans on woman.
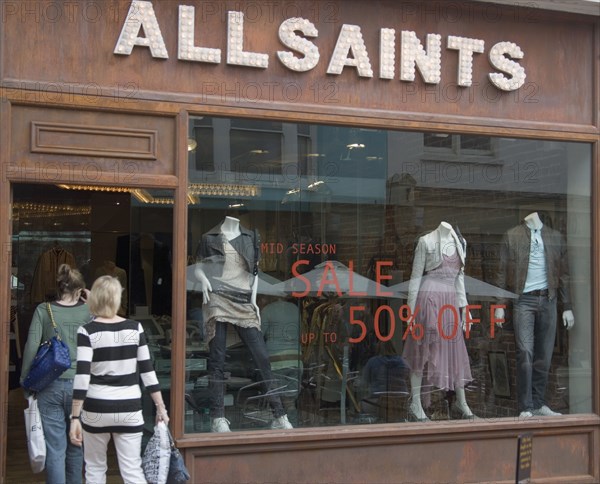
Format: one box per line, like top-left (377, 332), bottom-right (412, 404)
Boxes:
top-left (37, 378), bottom-right (83, 484)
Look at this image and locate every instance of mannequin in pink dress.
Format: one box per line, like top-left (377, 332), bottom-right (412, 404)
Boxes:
top-left (403, 222), bottom-right (475, 421)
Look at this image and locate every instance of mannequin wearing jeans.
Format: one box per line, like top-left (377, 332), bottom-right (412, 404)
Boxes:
top-left (495, 212), bottom-right (574, 417)
top-left (195, 216), bottom-right (292, 432)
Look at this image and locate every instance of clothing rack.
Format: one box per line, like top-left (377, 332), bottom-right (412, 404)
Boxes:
top-left (301, 298), bottom-right (360, 421)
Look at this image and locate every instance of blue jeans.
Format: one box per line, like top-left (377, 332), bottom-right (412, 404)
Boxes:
top-left (209, 321), bottom-right (285, 419)
top-left (37, 378), bottom-right (83, 484)
top-left (513, 294), bottom-right (557, 412)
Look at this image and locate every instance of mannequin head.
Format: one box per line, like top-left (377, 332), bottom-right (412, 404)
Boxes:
top-left (524, 212), bottom-right (543, 230)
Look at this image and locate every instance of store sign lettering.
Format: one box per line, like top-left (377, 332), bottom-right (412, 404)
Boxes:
top-left (288, 259), bottom-right (506, 344)
top-left (114, 0), bottom-right (526, 92)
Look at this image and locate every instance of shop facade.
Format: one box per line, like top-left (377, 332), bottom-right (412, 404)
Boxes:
top-left (1, 1), bottom-right (598, 482)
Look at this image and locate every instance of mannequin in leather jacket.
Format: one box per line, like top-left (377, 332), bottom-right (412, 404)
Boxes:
top-left (194, 216), bottom-right (293, 432)
top-left (495, 212), bottom-right (574, 417)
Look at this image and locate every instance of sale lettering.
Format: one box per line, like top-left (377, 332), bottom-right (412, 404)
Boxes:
top-left (300, 304), bottom-right (506, 345)
top-left (291, 259), bottom-right (392, 298)
top-left (291, 258), bottom-right (506, 345)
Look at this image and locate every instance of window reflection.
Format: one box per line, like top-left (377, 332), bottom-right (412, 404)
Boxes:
top-left (185, 115), bottom-right (592, 433)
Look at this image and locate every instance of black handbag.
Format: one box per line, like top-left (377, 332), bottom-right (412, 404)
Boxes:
top-left (167, 427), bottom-right (190, 484)
top-left (22, 303), bottom-right (71, 393)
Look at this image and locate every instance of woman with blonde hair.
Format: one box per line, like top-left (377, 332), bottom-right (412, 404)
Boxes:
top-left (21, 263), bottom-right (90, 484)
top-left (69, 275), bottom-right (169, 483)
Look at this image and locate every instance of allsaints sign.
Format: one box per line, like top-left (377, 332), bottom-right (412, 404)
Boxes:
top-left (114, 0), bottom-right (526, 92)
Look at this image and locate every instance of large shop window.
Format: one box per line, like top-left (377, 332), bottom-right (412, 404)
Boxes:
top-left (185, 116), bottom-right (592, 433)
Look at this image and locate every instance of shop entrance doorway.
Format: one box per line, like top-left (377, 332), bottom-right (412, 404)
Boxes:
top-left (6, 183), bottom-right (174, 483)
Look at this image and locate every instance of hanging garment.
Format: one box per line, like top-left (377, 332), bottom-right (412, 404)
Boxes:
top-left (30, 247), bottom-right (76, 304)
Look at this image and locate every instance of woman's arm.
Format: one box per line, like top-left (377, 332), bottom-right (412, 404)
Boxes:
top-left (20, 305), bottom-right (45, 387)
top-left (72, 326), bottom-right (92, 402)
top-left (70, 326), bottom-right (92, 447)
top-left (137, 323), bottom-right (169, 425)
top-left (150, 391), bottom-right (169, 425)
top-left (69, 398), bottom-right (84, 447)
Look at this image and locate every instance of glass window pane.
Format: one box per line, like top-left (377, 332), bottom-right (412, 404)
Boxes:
top-left (460, 134), bottom-right (492, 152)
top-left (424, 133), bottom-right (453, 149)
top-left (230, 129), bottom-right (282, 175)
top-left (186, 115), bottom-right (592, 434)
top-left (193, 126), bottom-right (214, 172)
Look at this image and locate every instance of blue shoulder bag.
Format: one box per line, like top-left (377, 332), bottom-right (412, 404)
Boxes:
top-left (22, 303), bottom-right (71, 393)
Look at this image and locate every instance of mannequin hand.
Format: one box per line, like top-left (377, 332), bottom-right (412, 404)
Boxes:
top-left (460, 308), bottom-right (472, 332)
top-left (194, 267), bottom-right (212, 303)
top-left (494, 308), bottom-right (505, 327)
top-left (201, 286), bottom-right (212, 304)
top-left (562, 310), bottom-right (574, 330)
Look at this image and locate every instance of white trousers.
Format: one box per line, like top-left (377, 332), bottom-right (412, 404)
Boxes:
top-left (82, 430), bottom-right (146, 484)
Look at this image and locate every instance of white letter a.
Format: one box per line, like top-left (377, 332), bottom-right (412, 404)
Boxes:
top-left (114, 1), bottom-right (168, 59)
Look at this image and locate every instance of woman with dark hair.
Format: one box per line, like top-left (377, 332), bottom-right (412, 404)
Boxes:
top-left (69, 275), bottom-right (169, 483)
top-left (21, 263), bottom-right (91, 484)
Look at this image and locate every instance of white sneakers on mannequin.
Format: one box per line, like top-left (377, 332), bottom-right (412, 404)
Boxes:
top-left (532, 405), bottom-right (561, 416)
top-left (211, 417), bottom-right (231, 432)
top-left (519, 406), bottom-right (561, 418)
top-left (212, 415), bottom-right (293, 432)
top-left (271, 415), bottom-right (293, 430)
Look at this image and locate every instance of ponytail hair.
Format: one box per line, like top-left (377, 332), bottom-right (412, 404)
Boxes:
top-left (56, 263), bottom-right (85, 299)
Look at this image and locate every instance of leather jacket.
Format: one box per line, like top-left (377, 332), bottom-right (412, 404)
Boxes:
top-left (496, 223), bottom-right (572, 309)
top-left (195, 222), bottom-right (260, 283)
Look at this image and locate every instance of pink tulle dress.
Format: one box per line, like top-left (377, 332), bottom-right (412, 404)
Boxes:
top-left (402, 253), bottom-right (472, 405)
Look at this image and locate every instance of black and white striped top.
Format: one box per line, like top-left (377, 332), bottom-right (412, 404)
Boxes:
top-left (73, 319), bottom-right (160, 434)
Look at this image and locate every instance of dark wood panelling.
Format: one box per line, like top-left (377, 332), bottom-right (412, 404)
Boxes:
top-left (180, 418), bottom-right (600, 483)
top-left (31, 122), bottom-right (158, 160)
top-left (0, 82), bottom-right (11, 484)
top-left (9, 104), bottom-right (176, 184)
top-left (593, 142), bottom-right (600, 421)
top-left (170, 111), bottom-right (189, 440)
